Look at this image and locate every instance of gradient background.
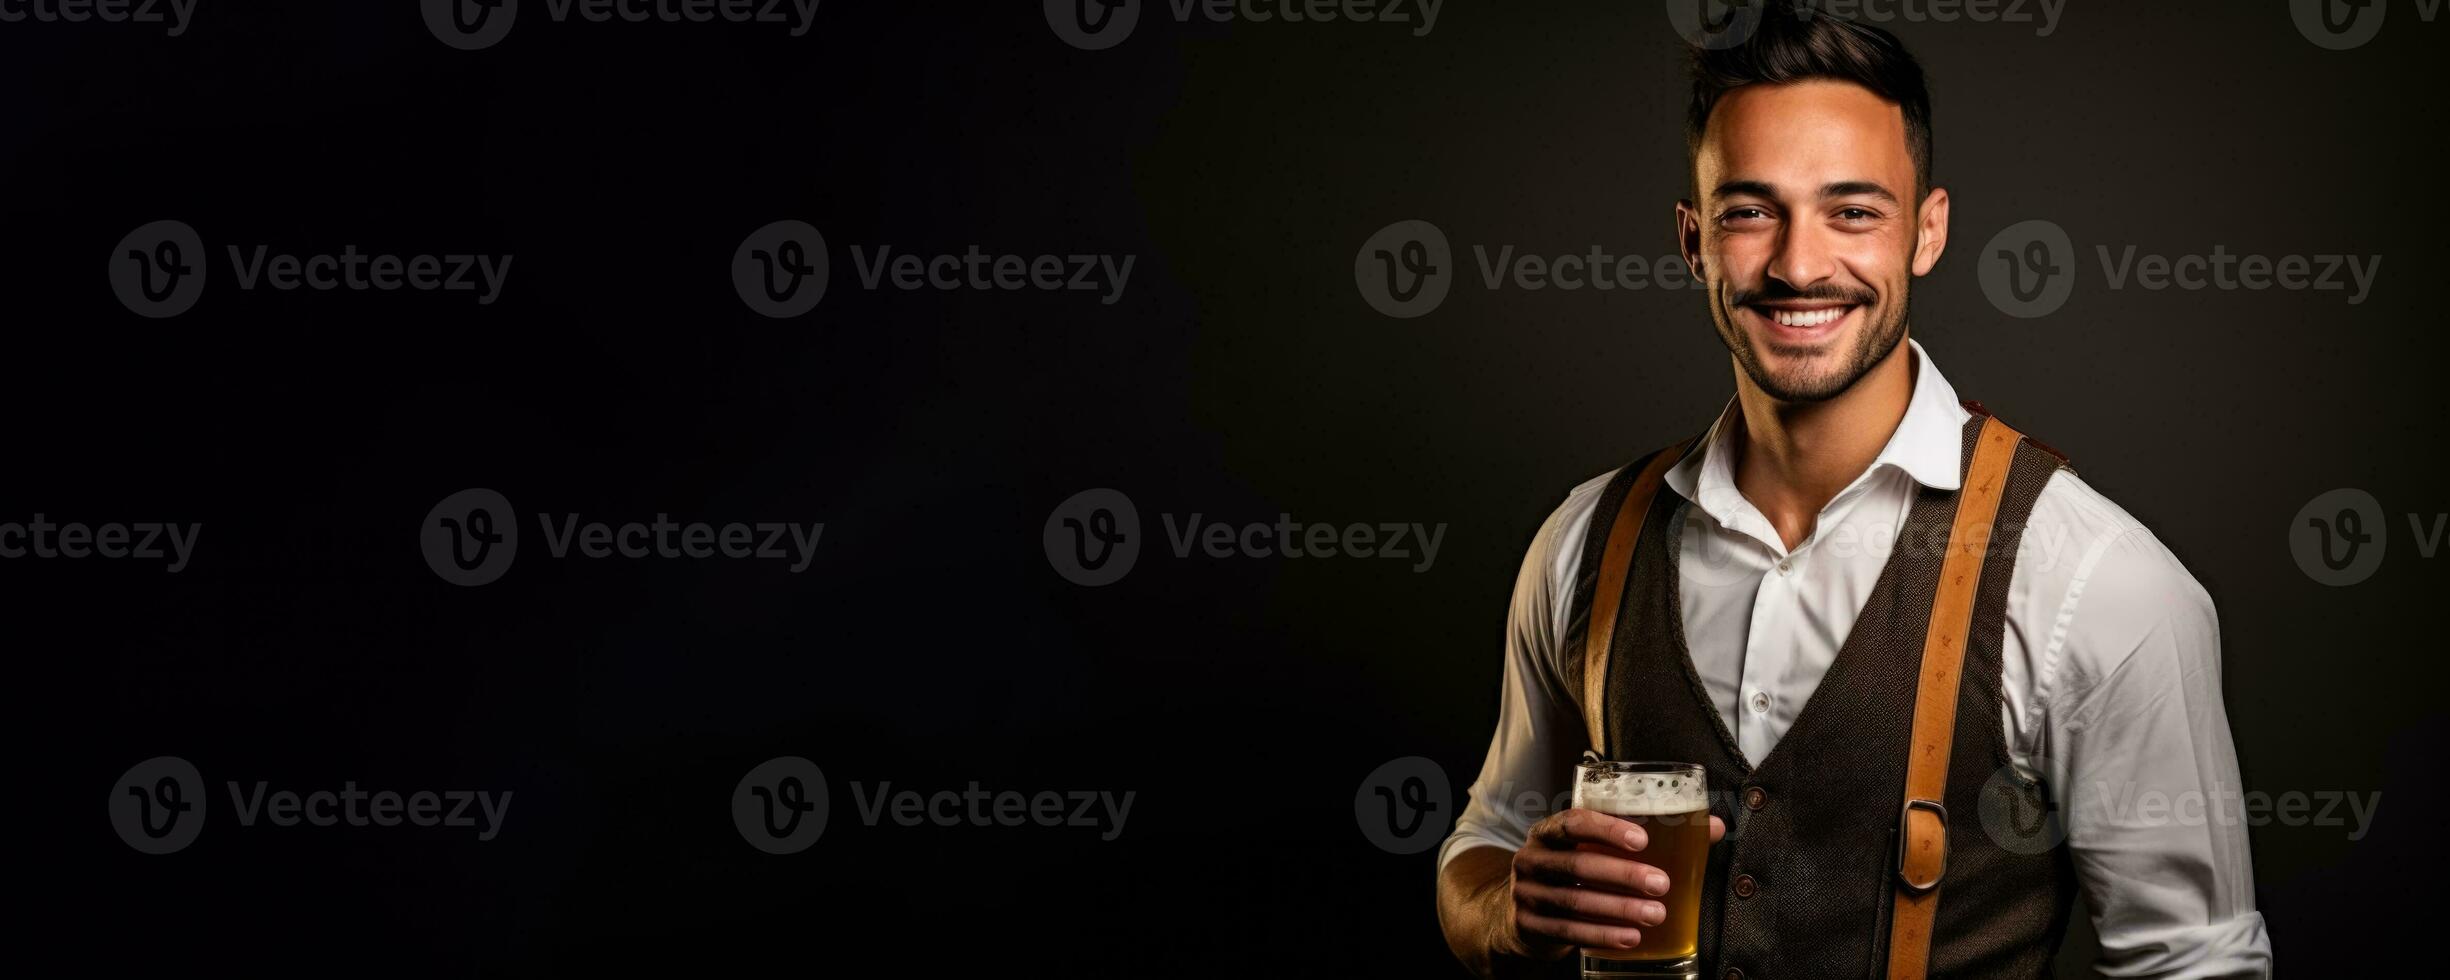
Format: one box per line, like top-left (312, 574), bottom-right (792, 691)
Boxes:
top-left (10, 1), bottom-right (2440, 975)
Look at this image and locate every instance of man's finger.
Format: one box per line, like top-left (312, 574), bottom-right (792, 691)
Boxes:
top-left (1530, 807), bottom-right (1648, 852)
top-left (1709, 814), bottom-right (1726, 843)
top-left (1516, 910), bottom-right (1642, 952)
top-left (1513, 878), bottom-right (1668, 927)
top-left (1515, 846), bottom-right (1670, 895)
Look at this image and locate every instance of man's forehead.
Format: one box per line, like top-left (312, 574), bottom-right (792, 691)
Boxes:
top-left (1694, 79), bottom-right (1913, 195)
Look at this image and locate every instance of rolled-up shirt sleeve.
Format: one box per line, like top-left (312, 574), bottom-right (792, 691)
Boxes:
top-left (1438, 482), bottom-right (1603, 870)
top-left (2039, 523), bottom-right (2273, 977)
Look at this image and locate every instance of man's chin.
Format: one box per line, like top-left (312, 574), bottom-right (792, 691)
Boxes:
top-left (1720, 297), bottom-right (1906, 403)
top-left (1754, 336), bottom-right (1844, 361)
top-left (1743, 348), bottom-right (1864, 404)
top-left (1755, 374), bottom-right (1849, 404)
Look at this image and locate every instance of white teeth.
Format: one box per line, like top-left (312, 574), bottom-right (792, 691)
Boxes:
top-left (1771, 307), bottom-right (1847, 327)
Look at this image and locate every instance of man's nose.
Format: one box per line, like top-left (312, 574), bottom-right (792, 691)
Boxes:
top-left (1765, 226), bottom-right (1838, 292)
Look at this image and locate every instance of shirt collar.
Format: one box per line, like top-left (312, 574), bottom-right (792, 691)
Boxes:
top-left (1663, 338), bottom-right (1971, 525)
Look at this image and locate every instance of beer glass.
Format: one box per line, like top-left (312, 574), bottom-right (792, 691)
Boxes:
top-left (1573, 760), bottom-right (1709, 980)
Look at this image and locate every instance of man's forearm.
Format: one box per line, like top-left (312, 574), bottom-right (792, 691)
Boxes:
top-left (1437, 844), bottom-right (1552, 980)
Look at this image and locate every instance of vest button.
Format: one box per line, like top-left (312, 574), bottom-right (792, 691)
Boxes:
top-left (1733, 873), bottom-right (1757, 898)
top-left (1744, 786), bottom-right (1767, 811)
top-left (1723, 969), bottom-right (1746, 980)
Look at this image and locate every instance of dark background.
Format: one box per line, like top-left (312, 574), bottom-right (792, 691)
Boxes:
top-left (11, 1), bottom-right (2440, 974)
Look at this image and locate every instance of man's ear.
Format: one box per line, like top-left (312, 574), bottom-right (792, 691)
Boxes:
top-left (1676, 199), bottom-right (1705, 280)
top-left (1911, 187), bottom-right (1950, 277)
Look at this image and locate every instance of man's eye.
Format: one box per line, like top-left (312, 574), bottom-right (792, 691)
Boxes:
top-left (1836, 207), bottom-right (1880, 221)
top-left (1723, 208), bottom-right (1770, 222)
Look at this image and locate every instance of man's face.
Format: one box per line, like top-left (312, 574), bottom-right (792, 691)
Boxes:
top-left (1678, 79), bottom-right (1948, 403)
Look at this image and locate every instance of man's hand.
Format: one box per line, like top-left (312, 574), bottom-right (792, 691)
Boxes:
top-left (1499, 808), bottom-right (1726, 960)
top-left (1439, 807), bottom-right (1727, 978)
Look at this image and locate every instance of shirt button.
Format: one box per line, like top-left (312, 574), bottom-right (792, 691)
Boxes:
top-left (1733, 873), bottom-right (1758, 899)
top-left (1750, 691), bottom-right (1770, 713)
top-left (1775, 557), bottom-right (1791, 575)
top-left (1745, 786), bottom-right (1768, 811)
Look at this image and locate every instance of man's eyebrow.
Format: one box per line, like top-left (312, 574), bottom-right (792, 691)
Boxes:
top-left (1708, 180), bottom-right (1902, 205)
top-left (1821, 180), bottom-right (1901, 204)
top-left (1711, 179), bottom-right (1779, 200)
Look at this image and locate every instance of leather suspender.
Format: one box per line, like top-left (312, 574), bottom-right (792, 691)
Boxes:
top-left (1575, 413), bottom-right (2030, 979)
top-left (1885, 413), bottom-right (2026, 980)
top-left (1581, 438), bottom-right (1695, 755)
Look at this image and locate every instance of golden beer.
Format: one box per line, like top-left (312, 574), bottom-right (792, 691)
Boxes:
top-left (1573, 761), bottom-right (1710, 980)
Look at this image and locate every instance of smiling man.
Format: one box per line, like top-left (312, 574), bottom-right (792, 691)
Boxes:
top-left (1434, 8), bottom-right (2271, 980)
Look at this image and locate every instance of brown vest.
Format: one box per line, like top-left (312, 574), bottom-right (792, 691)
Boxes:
top-left (1565, 408), bottom-right (2079, 979)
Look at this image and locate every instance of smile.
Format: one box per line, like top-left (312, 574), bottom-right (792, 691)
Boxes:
top-left (1743, 302), bottom-right (1860, 339)
top-left (1769, 306), bottom-right (1849, 327)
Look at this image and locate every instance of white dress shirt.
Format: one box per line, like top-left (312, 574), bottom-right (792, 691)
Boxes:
top-left (1441, 340), bottom-right (2272, 977)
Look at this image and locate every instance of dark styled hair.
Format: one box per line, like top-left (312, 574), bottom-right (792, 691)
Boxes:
top-left (1686, 4), bottom-right (1934, 195)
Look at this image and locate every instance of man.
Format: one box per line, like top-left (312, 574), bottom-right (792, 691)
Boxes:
top-left (1434, 8), bottom-right (2271, 979)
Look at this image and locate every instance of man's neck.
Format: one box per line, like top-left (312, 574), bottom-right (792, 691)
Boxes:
top-left (1729, 339), bottom-right (1917, 551)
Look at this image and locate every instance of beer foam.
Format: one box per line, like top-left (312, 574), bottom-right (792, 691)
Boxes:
top-left (1576, 769), bottom-right (1708, 815)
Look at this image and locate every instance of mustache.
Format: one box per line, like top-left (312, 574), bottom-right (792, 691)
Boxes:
top-left (1728, 282), bottom-right (1877, 307)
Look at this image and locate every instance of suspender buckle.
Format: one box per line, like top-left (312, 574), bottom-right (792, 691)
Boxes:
top-left (1896, 797), bottom-right (1949, 894)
